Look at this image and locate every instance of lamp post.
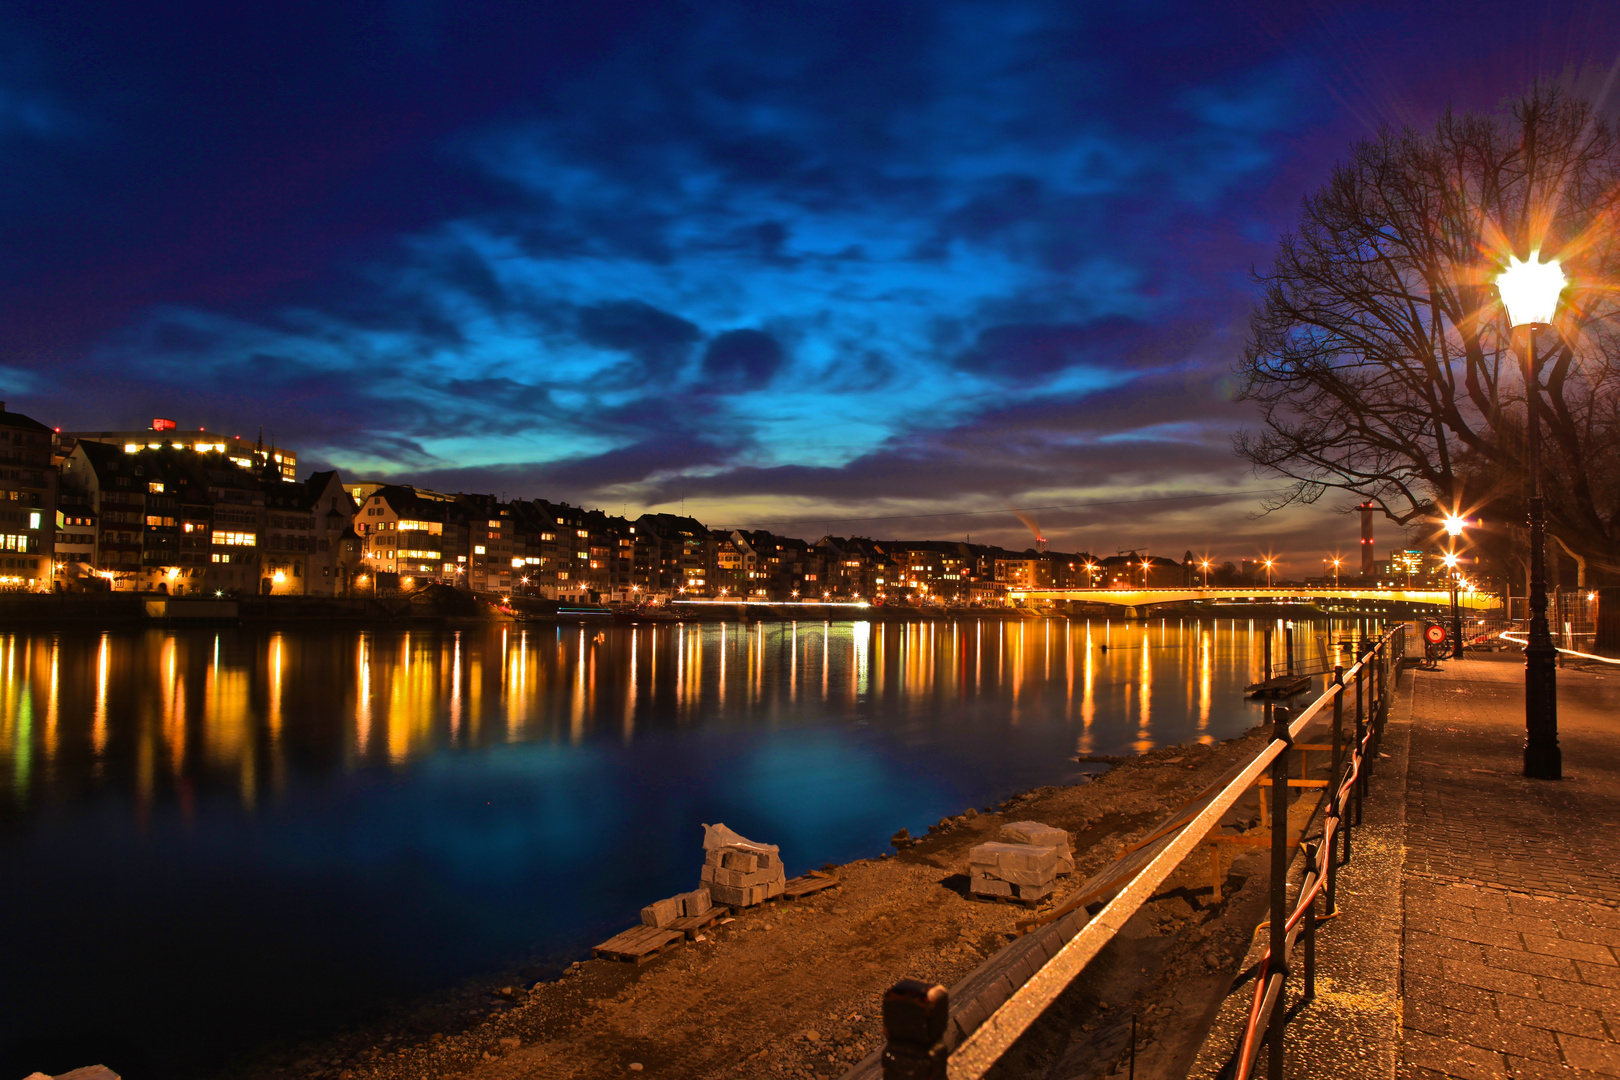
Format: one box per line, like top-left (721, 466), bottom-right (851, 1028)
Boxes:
top-left (1330, 557), bottom-right (1342, 589)
top-left (1443, 551), bottom-right (1464, 660)
top-left (1263, 558), bottom-right (1274, 587)
top-left (1496, 250), bottom-right (1566, 780)
top-left (1201, 559), bottom-right (1212, 588)
top-left (1442, 515), bottom-right (1467, 660)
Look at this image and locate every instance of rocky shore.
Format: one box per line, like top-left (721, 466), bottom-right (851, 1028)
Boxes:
top-left (215, 729), bottom-right (1282, 1080)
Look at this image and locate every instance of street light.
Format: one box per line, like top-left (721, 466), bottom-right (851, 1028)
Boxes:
top-left (1497, 249), bottom-right (1567, 780)
top-left (1263, 558), bottom-right (1275, 587)
top-left (1200, 558), bottom-right (1212, 588)
top-left (1442, 550), bottom-right (1464, 661)
top-left (1330, 556), bottom-right (1342, 589)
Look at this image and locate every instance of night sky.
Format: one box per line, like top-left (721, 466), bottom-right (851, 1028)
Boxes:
top-left (5, 1), bottom-right (1618, 564)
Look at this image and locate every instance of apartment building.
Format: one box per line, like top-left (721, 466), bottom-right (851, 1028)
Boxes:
top-left (64, 420), bottom-right (298, 480)
top-left (0, 404), bottom-right (57, 590)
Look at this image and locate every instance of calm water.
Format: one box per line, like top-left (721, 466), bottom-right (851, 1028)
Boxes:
top-left (0, 617), bottom-right (1338, 1077)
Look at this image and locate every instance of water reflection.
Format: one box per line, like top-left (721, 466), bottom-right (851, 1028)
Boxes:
top-left (0, 617), bottom-right (1370, 817)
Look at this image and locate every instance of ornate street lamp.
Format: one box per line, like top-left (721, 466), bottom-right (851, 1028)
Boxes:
top-left (1496, 250), bottom-right (1567, 780)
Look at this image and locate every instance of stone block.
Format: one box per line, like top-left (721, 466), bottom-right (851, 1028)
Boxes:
top-left (998, 844), bottom-right (1058, 874)
top-left (641, 896), bottom-right (681, 928)
top-left (969, 842), bottom-right (1022, 866)
top-left (1000, 864), bottom-right (1058, 888)
top-left (1015, 881), bottom-right (1054, 901)
top-left (704, 847), bottom-right (726, 867)
top-left (721, 849), bottom-right (760, 873)
top-left (1002, 820), bottom-right (1071, 855)
top-left (972, 877), bottom-right (1013, 897)
top-left (680, 887), bottom-right (712, 917)
top-left (708, 881), bottom-right (750, 907)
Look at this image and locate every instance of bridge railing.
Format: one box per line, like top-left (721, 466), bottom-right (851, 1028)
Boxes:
top-left (849, 624), bottom-right (1407, 1080)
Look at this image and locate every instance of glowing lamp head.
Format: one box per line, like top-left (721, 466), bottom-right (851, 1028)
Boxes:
top-left (1444, 515), bottom-right (1465, 537)
top-left (1442, 552), bottom-right (1459, 569)
top-left (1496, 251), bottom-right (1567, 328)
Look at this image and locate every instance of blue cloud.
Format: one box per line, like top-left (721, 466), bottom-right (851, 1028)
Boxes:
top-left (4, 0), bottom-right (1610, 556)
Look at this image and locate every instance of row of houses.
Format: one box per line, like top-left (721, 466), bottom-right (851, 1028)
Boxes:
top-left (5, 412), bottom-right (1200, 601)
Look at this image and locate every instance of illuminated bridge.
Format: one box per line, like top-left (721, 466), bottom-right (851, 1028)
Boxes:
top-left (1007, 586), bottom-right (1496, 618)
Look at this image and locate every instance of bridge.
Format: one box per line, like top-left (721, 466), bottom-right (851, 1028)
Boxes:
top-left (1007, 585), bottom-right (1496, 617)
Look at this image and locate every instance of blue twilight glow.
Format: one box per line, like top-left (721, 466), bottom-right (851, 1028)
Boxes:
top-left (1, 1), bottom-right (1613, 554)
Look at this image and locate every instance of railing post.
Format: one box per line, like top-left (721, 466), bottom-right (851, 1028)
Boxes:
top-left (1354, 661), bottom-right (1365, 825)
top-left (881, 979), bottom-right (949, 1080)
top-left (1303, 842), bottom-right (1318, 1004)
top-left (1268, 704), bottom-right (1292, 1079)
top-left (1327, 665), bottom-right (1344, 908)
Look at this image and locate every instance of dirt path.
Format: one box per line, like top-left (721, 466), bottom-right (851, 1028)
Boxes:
top-left (239, 732), bottom-right (1273, 1080)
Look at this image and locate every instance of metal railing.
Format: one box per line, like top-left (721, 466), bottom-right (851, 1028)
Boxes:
top-left (858, 624), bottom-right (1407, 1080)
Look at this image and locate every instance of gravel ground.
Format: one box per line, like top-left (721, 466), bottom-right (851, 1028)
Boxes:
top-left (218, 730), bottom-right (1278, 1080)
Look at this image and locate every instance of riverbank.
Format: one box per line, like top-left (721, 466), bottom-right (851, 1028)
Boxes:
top-left (211, 730), bottom-right (1279, 1080)
top-left (0, 591), bottom-right (1406, 628)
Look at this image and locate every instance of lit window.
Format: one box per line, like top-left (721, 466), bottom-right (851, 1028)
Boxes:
top-left (148, 482), bottom-right (164, 493)
top-left (123, 443), bottom-right (138, 453)
top-left (487, 520), bottom-right (502, 528)
top-left (216, 532), bottom-right (256, 546)
top-left (397, 519), bottom-right (443, 535)
top-left (28, 511), bottom-right (40, 530)
top-left (475, 545), bottom-right (486, 554)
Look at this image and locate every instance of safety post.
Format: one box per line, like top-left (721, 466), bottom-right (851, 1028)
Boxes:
top-left (1267, 703), bottom-right (1292, 1078)
top-left (1326, 665), bottom-right (1344, 911)
top-left (881, 980), bottom-right (949, 1080)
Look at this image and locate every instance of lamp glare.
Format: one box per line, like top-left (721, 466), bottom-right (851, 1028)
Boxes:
top-left (1496, 251), bottom-right (1567, 328)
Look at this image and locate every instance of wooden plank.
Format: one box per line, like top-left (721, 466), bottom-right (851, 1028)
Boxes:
top-left (1257, 778), bottom-right (1329, 788)
top-left (782, 874), bottom-right (841, 899)
top-left (668, 907), bottom-right (722, 940)
top-left (591, 925), bottom-right (684, 964)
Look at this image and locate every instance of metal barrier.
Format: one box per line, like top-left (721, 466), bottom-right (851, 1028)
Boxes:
top-left (856, 624), bottom-right (1407, 1080)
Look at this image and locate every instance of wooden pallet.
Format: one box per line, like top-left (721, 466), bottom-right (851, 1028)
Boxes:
top-left (591, 925), bottom-right (685, 964)
top-left (781, 872), bottom-right (842, 900)
top-left (668, 906), bottom-right (724, 940)
top-left (969, 889), bottom-right (1048, 908)
top-left (1245, 674), bottom-right (1313, 699)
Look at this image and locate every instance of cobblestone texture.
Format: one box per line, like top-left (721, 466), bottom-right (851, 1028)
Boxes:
top-left (1399, 655), bottom-right (1620, 1079)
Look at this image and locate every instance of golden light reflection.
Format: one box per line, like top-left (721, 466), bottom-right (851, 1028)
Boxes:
top-left (93, 634), bottom-right (109, 756)
top-left (1199, 628), bottom-right (1212, 731)
top-left (0, 621), bottom-right (1286, 815)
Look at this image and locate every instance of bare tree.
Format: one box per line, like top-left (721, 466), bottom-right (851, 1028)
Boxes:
top-left (1235, 86), bottom-right (1620, 579)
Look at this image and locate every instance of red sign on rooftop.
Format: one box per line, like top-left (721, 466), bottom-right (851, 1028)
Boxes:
top-left (152, 418), bottom-right (177, 432)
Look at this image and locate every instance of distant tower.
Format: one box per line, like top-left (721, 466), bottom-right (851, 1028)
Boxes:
top-left (1359, 502), bottom-right (1376, 576)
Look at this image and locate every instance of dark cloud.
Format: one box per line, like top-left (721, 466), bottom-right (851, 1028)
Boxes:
top-left (577, 300), bottom-right (701, 379)
top-left (954, 317), bottom-right (1145, 380)
top-left (700, 329), bottom-right (785, 390)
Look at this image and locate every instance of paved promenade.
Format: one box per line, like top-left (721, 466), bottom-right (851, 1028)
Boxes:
top-left (1397, 654), bottom-right (1620, 1079)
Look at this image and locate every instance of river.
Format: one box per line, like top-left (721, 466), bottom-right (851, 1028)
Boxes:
top-left (0, 616), bottom-right (1348, 1077)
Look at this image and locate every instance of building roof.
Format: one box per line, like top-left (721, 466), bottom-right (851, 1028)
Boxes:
top-left (0, 403), bottom-right (53, 434)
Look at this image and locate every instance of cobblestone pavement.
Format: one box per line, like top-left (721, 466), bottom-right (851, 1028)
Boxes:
top-left (1400, 655), bottom-right (1620, 1079)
